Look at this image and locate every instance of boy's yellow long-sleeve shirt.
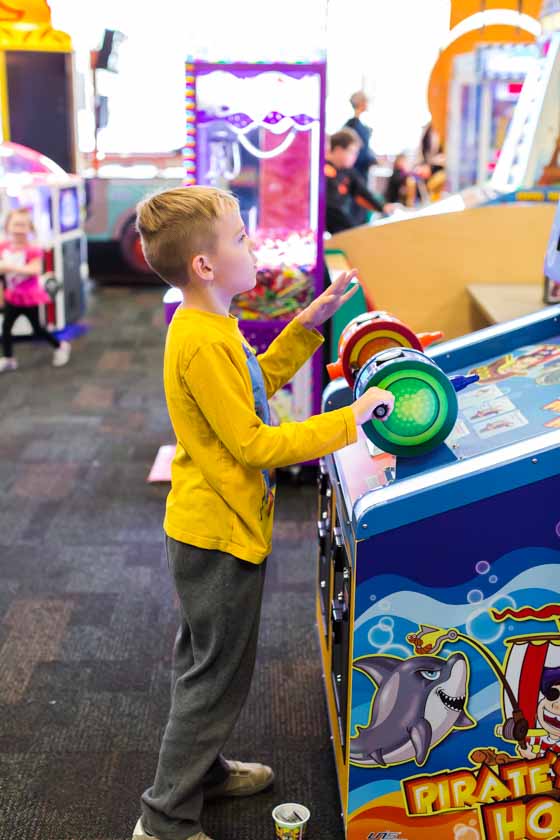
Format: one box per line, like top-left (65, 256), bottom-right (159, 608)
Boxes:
top-left (163, 308), bottom-right (358, 564)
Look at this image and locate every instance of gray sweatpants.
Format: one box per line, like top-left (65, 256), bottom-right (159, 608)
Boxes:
top-left (141, 537), bottom-right (267, 840)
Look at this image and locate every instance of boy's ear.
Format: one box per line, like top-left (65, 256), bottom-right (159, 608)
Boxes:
top-left (191, 253), bottom-right (213, 283)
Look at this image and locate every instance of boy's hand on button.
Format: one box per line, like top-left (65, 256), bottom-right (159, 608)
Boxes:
top-left (351, 387), bottom-right (394, 426)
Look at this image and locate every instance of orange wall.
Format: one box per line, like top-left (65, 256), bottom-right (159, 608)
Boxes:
top-left (449, 0), bottom-right (542, 28)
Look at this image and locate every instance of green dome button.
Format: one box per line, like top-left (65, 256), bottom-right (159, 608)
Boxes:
top-left (353, 350), bottom-right (458, 457)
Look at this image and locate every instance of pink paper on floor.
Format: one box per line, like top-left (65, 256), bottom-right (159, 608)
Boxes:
top-left (147, 444), bottom-right (175, 483)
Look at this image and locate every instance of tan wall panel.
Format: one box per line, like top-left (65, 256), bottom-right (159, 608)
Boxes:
top-left (329, 203), bottom-right (555, 339)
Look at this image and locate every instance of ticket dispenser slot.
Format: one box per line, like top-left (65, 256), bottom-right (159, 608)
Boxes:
top-left (331, 523), bottom-right (351, 755)
top-left (317, 461), bottom-right (332, 637)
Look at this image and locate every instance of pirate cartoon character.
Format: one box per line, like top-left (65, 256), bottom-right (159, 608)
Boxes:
top-left (518, 667), bottom-right (560, 760)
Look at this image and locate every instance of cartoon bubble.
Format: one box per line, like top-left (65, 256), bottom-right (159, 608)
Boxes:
top-left (467, 590), bottom-right (484, 603)
top-left (466, 609), bottom-right (504, 644)
top-left (556, 521), bottom-right (560, 539)
top-left (475, 561), bottom-right (490, 575)
top-left (489, 575), bottom-right (498, 584)
top-left (378, 616), bottom-right (394, 629)
top-left (467, 594), bottom-right (517, 644)
top-left (367, 621), bottom-right (393, 649)
top-left (454, 825), bottom-right (480, 840)
top-left (369, 594), bottom-right (377, 602)
top-left (490, 594), bottom-right (516, 613)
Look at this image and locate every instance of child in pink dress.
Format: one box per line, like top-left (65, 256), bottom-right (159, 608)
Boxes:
top-left (0, 207), bottom-right (71, 372)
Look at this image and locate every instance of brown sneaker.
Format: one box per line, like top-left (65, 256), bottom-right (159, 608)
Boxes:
top-left (204, 759), bottom-right (275, 800)
top-left (132, 818), bottom-right (214, 840)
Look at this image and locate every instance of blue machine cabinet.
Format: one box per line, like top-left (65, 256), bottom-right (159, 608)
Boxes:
top-left (317, 306), bottom-right (560, 840)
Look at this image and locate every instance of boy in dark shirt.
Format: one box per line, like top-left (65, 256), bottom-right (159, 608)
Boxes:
top-left (325, 128), bottom-right (390, 234)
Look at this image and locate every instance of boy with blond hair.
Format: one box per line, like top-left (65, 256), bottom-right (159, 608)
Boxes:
top-left (133, 186), bottom-right (393, 840)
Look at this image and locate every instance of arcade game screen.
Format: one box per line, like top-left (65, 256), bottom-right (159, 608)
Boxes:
top-left (447, 338), bottom-right (560, 456)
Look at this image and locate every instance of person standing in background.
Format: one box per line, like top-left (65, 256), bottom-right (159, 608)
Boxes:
top-left (345, 91), bottom-right (377, 183)
top-left (345, 91), bottom-right (379, 224)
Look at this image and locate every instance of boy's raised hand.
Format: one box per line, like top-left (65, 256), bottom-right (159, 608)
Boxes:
top-left (296, 269), bottom-right (360, 331)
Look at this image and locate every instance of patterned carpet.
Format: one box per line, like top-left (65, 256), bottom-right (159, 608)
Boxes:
top-left (0, 285), bottom-right (344, 840)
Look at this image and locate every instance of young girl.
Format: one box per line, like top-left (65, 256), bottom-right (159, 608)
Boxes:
top-left (0, 208), bottom-right (71, 372)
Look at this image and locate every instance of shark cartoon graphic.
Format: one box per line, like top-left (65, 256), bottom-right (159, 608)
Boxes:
top-left (350, 652), bottom-right (475, 768)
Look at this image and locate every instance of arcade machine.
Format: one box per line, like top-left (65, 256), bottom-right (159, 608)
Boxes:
top-left (0, 142), bottom-right (87, 337)
top-left (453, 14), bottom-right (560, 205)
top-left (185, 58), bottom-right (327, 421)
top-left (446, 43), bottom-right (539, 192)
top-left (490, 15), bottom-right (560, 196)
top-left (84, 154), bottom-right (183, 274)
top-left (369, 4), bottom-right (560, 232)
top-left (317, 204), bottom-right (560, 838)
top-left (0, 1), bottom-right (77, 174)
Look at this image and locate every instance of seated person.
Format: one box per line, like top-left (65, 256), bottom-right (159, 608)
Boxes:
top-left (325, 128), bottom-right (391, 235)
top-left (385, 153), bottom-right (417, 207)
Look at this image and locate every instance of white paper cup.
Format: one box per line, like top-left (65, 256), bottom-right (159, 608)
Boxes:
top-left (272, 803), bottom-right (311, 839)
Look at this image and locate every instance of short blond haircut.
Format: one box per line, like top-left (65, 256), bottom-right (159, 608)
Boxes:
top-left (136, 186), bottom-right (239, 285)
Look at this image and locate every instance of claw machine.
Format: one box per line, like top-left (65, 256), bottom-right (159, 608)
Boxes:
top-left (186, 58), bottom-right (327, 421)
top-left (0, 141), bottom-right (87, 337)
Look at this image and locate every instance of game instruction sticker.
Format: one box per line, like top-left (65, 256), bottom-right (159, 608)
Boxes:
top-left (462, 396), bottom-right (517, 424)
top-left (459, 384), bottom-right (504, 408)
top-left (473, 410), bottom-right (528, 439)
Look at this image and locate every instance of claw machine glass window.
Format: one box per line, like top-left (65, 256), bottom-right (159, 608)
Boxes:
top-left (188, 60), bottom-right (326, 422)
